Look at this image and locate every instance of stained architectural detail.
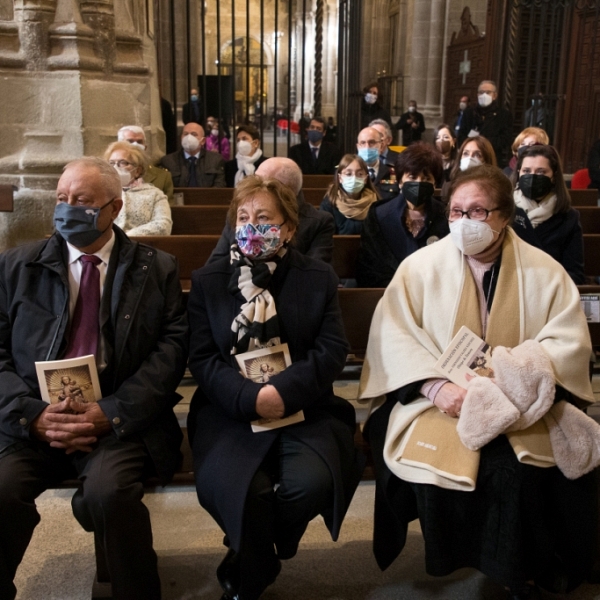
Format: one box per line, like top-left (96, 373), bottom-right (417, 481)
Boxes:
top-left (0, 0), bottom-right (161, 251)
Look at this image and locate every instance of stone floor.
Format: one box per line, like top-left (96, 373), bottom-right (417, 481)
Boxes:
top-left (12, 374), bottom-right (600, 600)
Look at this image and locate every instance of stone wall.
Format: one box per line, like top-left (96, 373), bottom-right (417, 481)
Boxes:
top-left (0, 0), bottom-right (163, 251)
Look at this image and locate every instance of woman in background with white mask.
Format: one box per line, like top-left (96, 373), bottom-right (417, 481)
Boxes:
top-left (205, 115), bottom-right (231, 161)
top-left (224, 125), bottom-right (269, 187)
top-left (104, 142), bottom-right (172, 236)
top-left (359, 163), bottom-right (598, 600)
top-left (360, 82), bottom-right (392, 130)
top-left (319, 154), bottom-right (379, 234)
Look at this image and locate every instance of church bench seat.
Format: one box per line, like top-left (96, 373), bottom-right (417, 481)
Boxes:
top-left (571, 189), bottom-right (599, 207)
top-left (174, 187), bottom-right (328, 207)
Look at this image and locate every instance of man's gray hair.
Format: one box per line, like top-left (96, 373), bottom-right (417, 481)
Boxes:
top-left (256, 157), bottom-right (303, 196)
top-left (478, 80), bottom-right (497, 92)
top-left (369, 119), bottom-right (392, 140)
top-left (63, 157), bottom-right (122, 200)
top-left (117, 125), bottom-right (146, 141)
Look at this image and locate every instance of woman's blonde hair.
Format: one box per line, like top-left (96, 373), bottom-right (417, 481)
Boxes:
top-left (511, 127), bottom-right (550, 156)
top-left (103, 141), bottom-right (149, 177)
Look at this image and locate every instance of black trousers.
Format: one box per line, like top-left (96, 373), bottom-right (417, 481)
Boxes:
top-left (238, 432), bottom-right (333, 600)
top-left (0, 434), bottom-right (160, 600)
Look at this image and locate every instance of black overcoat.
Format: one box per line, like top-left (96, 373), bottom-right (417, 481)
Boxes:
top-left (187, 249), bottom-right (364, 552)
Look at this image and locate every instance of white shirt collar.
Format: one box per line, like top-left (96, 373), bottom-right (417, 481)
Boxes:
top-left (184, 149), bottom-right (202, 159)
top-left (66, 230), bottom-right (116, 267)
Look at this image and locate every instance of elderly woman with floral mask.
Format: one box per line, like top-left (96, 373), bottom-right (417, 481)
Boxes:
top-left (103, 142), bottom-right (172, 236)
top-left (359, 163), bottom-right (599, 600)
top-left (187, 175), bottom-right (364, 600)
top-left (356, 142), bottom-right (449, 288)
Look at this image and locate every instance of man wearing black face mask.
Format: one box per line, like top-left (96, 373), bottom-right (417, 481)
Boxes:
top-left (288, 117), bottom-right (342, 175)
top-left (0, 157), bottom-right (188, 600)
top-left (356, 142), bottom-right (449, 287)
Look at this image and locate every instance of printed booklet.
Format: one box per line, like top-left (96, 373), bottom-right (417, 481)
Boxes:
top-left (35, 354), bottom-right (101, 404)
top-left (434, 326), bottom-right (494, 387)
top-left (235, 343), bottom-right (305, 432)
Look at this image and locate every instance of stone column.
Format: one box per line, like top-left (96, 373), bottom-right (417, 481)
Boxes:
top-left (408, 0), bottom-right (432, 107)
top-left (0, 0), bottom-right (163, 251)
top-left (423, 0), bottom-right (447, 120)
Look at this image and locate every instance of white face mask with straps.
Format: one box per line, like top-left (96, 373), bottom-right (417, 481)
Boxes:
top-left (449, 218), bottom-right (497, 255)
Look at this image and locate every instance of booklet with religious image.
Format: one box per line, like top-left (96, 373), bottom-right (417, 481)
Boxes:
top-left (234, 343), bottom-right (305, 432)
top-left (35, 354), bottom-right (101, 404)
top-left (434, 326), bottom-right (494, 388)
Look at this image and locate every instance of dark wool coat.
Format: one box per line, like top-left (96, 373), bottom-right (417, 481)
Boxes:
top-left (224, 154), bottom-right (269, 188)
top-left (0, 227), bottom-right (188, 483)
top-left (524, 208), bottom-right (585, 285)
top-left (160, 148), bottom-right (226, 188)
top-left (356, 194), bottom-right (449, 288)
top-left (187, 249), bottom-right (364, 552)
top-left (288, 141), bottom-right (342, 175)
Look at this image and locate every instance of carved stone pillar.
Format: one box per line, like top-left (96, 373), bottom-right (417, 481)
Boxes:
top-left (13, 0), bottom-right (58, 69)
top-left (0, 0), bottom-right (164, 251)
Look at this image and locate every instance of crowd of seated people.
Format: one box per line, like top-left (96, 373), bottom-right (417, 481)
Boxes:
top-left (2, 78), bottom-right (600, 600)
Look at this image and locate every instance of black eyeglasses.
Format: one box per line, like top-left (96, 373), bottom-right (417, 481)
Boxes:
top-left (447, 207), bottom-right (500, 221)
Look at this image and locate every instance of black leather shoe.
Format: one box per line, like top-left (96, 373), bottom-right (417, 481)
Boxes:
top-left (216, 549), bottom-right (241, 597)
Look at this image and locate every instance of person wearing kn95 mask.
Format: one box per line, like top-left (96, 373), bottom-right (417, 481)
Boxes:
top-left (359, 162), bottom-right (598, 600)
top-left (104, 141), bottom-right (172, 236)
top-left (457, 80), bottom-right (513, 168)
top-left (443, 136), bottom-right (538, 249)
top-left (117, 125), bottom-right (174, 203)
top-left (224, 125), bottom-right (269, 187)
top-left (160, 122), bottom-right (226, 188)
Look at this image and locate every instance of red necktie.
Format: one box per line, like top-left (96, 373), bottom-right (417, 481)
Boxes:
top-left (65, 255), bottom-right (102, 359)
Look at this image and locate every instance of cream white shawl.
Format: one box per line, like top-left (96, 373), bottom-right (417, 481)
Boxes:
top-left (358, 228), bottom-right (594, 404)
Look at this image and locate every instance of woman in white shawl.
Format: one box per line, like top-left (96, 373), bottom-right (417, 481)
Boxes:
top-left (359, 164), bottom-right (599, 599)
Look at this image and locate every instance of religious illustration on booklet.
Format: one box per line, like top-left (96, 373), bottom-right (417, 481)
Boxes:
top-left (434, 325), bottom-right (494, 387)
top-left (235, 343), bottom-right (305, 432)
top-left (35, 354), bottom-right (101, 404)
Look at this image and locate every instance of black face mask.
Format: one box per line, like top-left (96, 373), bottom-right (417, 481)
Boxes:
top-left (518, 174), bottom-right (553, 201)
top-left (402, 181), bottom-right (434, 207)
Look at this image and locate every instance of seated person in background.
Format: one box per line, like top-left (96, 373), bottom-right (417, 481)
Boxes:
top-left (587, 137), bottom-right (600, 190)
top-left (0, 157), bottom-right (188, 600)
top-left (433, 124), bottom-right (458, 182)
top-left (117, 125), bottom-right (174, 203)
top-left (504, 127), bottom-right (549, 177)
top-left (359, 164), bottom-right (598, 600)
top-left (187, 176), bottom-right (364, 600)
top-left (320, 154), bottom-right (379, 235)
top-left (160, 122), bottom-right (226, 188)
top-left (445, 136), bottom-right (538, 247)
top-left (225, 125), bottom-right (269, 187)
top-left (356, 142), bottom-right (448, 288)
top-left (209, 157), bottom-right (335, 264)
top-left (288, 117), bottom-right (342, 175)
top-left (205, 115), bottom-right (231, 161)
top-left (511, 144), bottom-right (585, 284)
top-left (369, 119), bottom-right (400, 200)
top-left (104, 142), bottom-right (172, 236)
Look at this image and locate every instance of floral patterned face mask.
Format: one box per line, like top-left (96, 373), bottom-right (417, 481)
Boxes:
top-left (235, 223), bottom-right (283, 260)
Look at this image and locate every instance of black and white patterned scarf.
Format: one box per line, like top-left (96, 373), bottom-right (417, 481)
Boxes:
top-left (228, 244), bottom-right (287, 355)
